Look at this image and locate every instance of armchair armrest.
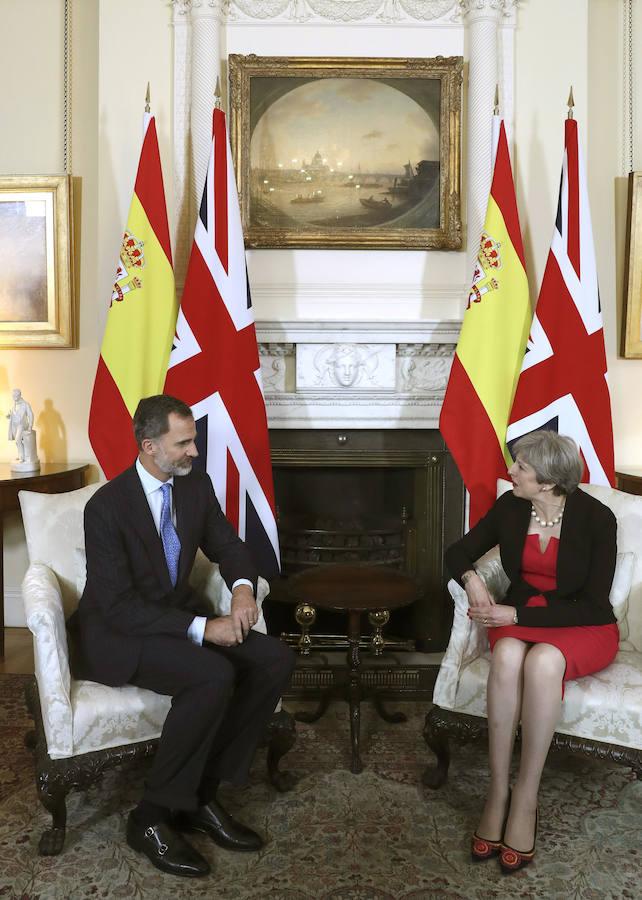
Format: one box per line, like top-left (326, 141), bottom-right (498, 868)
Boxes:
top-left (433, 551), bottom-right (508, 710)
top-left (22, 563), bottom-right (73, 757)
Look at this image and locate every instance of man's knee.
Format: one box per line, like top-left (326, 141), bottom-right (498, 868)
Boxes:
top-left (263, 634), bottom-right (296, 677)
top-left (192, 654), bottom-right (237, 704)
top-left (246, 632), bottom-right (296, 682)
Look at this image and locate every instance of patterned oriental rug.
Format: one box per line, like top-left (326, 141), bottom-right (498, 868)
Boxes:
top-left (1, 673), bottom-right (640, 900)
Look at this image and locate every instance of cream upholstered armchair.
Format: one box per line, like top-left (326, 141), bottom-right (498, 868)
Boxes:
top-left (423, 482), bottom-right (642, 788)
top-left (19, 484), bottom-right (296, 856)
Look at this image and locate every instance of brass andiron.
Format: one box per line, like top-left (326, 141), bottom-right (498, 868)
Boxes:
top-left (368, 608), bottom-right (390, 655)
top-left (294, 602), bottom-right (317, 655)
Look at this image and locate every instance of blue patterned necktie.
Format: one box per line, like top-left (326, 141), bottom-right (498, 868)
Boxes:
top-left (159, 482), bottom-right (181, 587)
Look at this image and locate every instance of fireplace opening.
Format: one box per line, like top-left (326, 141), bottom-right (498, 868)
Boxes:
top-left (263, 429), bottom-right (464, 652)
top-left (279, 514), bottom-right (408, 570)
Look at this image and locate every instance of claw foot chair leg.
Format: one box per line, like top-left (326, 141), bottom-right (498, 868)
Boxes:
top-left (37, 787), bottom-right (68, 856)
top-left (423, 706), bottom-right (490, 789)
top-left (422, 707), bottom-right (451, 789)
top-left (266, 709), bottom-right (297, 792)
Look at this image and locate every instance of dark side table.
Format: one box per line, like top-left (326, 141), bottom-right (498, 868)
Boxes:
top-left (615, 469), bottom-right (642, 496)
top-left (285, 564), bottom-right (419, 774)
top-left (0, 463), bottom-right (89, 658)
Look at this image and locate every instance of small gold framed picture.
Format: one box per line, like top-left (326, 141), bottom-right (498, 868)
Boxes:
top-left (622, 171), bottom-right (642, 358)
top-left (0, 175), bottom-right (76, 348)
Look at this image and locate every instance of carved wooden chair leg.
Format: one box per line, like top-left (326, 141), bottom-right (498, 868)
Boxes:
top-left (266, 709), bottom-right (297, 793)
top-left (36, 777), bottom-right (68, 856)
top-left (422, 707), bottom-right (451, 789)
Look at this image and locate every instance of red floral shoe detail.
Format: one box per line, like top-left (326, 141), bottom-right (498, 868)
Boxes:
top-left (499, 809), bottom-right (538, 874)
top-left (471, 833), bottom-right (502, 861)
top-left (472, 788), bottom-right (511, 862)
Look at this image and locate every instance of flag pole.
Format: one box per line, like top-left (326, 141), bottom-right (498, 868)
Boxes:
top-left (567, 86), bottom-right (574, 119)
top-left (494, 84), bottom-right (500, 116)
top-left (145, 82), bottom-right (151, 114)
top-left (214, 76), bottom-right (222, 110)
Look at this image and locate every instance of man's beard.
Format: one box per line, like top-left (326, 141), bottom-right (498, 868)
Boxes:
top-left (155, 449), bottom-right (192, 477)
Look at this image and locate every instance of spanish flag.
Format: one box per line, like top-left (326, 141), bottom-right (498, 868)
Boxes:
top-left (89, 112), bottom-right (177, 478)
top-left (440, 118), bottom-right (531, 526)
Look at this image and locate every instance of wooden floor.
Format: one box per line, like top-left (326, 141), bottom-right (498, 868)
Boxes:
top-left (0, 628), bottom-right (34, 675)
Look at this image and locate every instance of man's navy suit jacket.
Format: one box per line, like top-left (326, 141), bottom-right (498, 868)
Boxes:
top-left (75, 464), bottom-right (258, 686)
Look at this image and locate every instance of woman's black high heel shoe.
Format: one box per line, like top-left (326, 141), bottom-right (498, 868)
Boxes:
top-left (471, 790), bottom-right (511, 862)
top-left (499, 808), bottom-right (538, 873)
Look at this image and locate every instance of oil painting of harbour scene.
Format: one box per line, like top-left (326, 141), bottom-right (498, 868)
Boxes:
top-left (229, 56), bottom-right (462, 250)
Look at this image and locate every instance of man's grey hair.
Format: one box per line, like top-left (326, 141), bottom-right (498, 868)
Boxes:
top-left (512, 430), bottom-right (583, 496)
top-left (133, 394), bottom-right (194, 449)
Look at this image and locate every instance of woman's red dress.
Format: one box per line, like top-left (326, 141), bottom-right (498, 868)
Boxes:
top-left (488, 533), bottom-right (619, 681)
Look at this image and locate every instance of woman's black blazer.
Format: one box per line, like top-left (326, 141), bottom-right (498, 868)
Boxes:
top-left (445, 488), bottom-right (617, 628)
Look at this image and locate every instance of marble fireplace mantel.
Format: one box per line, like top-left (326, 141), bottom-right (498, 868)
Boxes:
top-left (257, 319), bottom-right (458, 429)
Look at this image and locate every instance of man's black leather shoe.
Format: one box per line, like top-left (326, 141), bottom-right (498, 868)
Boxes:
top-left (126, 812), bottom-right (210, 877)
top-left (173, 799), bottom-right (264, 852)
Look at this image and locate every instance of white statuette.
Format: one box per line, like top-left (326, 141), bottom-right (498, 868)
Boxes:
top-left (7, 388), bottom-right (40, 473)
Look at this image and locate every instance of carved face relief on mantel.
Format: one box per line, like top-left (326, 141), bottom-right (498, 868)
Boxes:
top-left (296, 343), bottom-right (397, 391)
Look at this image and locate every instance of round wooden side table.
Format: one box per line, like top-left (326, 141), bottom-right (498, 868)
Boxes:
top-left (286, 564), bottom-right (419, 774)
top-left (615, 469), bottom-right (642, 496)
top-left (0, 463), bottom-right (90, 658)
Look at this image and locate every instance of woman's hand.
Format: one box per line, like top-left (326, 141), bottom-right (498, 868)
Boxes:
top-left (468, 604), bottom-right (517, 628)
top-left (463, 572), bottom-right (495, 609)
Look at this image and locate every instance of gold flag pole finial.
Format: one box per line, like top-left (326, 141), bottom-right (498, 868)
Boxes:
top-left (567, 86), bottom-right (574, 120)
top-left (145, 82), bottom-right (151, 114)
top-left (494, 84), bottom-right (500, 116)
top-left (214, 77), bottom-right (222, 110)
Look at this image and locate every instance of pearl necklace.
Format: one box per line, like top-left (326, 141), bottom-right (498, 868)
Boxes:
top-left (531, 505), bottom-right (564, 528)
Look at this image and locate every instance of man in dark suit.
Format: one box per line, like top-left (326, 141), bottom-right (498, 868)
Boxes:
top-left (76, 394), bottom-right (295, 878)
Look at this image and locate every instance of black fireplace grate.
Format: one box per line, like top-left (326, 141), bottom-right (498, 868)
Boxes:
top-left (278, 516), bottom-right (407, 572)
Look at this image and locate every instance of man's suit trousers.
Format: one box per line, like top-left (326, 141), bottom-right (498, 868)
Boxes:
top-left (128, 631), bottom-right (295, 810)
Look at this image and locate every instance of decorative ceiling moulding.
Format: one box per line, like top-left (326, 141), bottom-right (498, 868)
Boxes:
top-left (171, 0), bottom-right (461, 26)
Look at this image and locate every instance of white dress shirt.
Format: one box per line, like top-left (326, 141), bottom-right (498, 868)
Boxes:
top-left (135, 458), bottom-right (252, 645)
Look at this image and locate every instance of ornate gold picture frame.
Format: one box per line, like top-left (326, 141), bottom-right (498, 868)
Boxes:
top-left (229, 55), bottom-right (462, 250)
top-left (0, 175), bottom-right (76, 348)
top-left (623, 172), bottom-right (642, 358)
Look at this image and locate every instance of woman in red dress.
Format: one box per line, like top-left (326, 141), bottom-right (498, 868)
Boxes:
top-left (445, 430), bottom-right (619, 873)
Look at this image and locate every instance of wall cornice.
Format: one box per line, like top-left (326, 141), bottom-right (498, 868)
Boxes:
top-left (171, 0), bottom-right (461, 25)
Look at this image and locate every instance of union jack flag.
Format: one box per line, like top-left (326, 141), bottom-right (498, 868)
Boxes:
top-left (507, 116), bottom-right (615, 485)
top-left (165, 108), bottom-right (280, 576)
